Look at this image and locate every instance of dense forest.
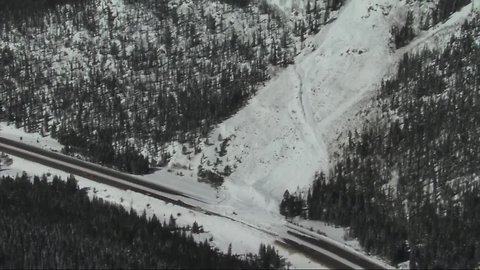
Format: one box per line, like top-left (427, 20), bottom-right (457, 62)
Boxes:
top-left (0, 0), bottom-right (345, 176)
top-left (281, 15), bottom-right (480, 269)
top-left (0, 173), bottom-right (284, 269)
top-left (0, 0), bottom-right (292, 174)
top-left (0, 0), bottom-right (88, 13)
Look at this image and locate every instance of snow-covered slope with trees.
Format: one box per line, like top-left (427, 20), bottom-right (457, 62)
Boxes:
top-left (188, 0), bottom-right (412, 213)
top-left (0, 0), bottom-right (298, 174)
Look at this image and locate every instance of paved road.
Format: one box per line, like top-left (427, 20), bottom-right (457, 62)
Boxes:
top-left (285, 227), bottom-right (386, 269)
top-left (0, 136), bottom-right (387, 269)
top-left (0, 137), bottom-right (205, 210)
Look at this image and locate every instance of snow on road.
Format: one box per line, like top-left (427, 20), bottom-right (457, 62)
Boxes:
top-left (0, 153), bottom-right (326, 269)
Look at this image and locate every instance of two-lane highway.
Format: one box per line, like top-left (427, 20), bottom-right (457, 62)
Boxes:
top-left (0, 136), bottom-right (206, 210)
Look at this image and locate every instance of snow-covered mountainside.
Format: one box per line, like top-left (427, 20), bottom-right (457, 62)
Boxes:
top-left (175, 0), bottom-right (474, 211)
top-left (1, 0), bottom-right (479, 267)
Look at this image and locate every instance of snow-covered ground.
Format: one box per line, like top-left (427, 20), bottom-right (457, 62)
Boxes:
top-left (291, 218), bottom-right (361, 250)
top-left (0, 0), bottom-right (476, 268)
top-left (0, 123), bottom-right (63, 152)
top-left (265, 0), bottom-right (307, 16)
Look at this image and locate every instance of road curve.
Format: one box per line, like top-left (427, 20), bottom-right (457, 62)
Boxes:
top-left (0, 136), bottom-right (388, 269)
top-left (286, 229), bottom-right (387, 269)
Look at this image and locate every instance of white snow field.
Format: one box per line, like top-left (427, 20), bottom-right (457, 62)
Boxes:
top-left (0, 0), bottom-right (475, 268)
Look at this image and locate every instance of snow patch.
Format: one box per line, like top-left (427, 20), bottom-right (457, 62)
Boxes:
top-left (0, 123), bottom-right (63, 152)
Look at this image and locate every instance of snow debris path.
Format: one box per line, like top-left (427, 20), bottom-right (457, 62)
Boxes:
top-left (208, 0), bottom-right (398, 217)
